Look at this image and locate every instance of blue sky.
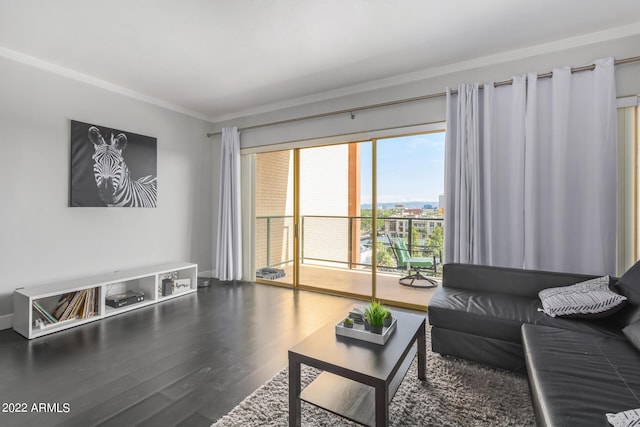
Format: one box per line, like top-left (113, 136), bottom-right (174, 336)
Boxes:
top-left (360, 132), bottom-right (445, 204)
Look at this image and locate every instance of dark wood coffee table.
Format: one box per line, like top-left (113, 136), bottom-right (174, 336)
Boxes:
top-left (288, 308), bottom-right (426, 427)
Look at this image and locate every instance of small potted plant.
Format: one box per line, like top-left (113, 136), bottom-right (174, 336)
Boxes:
top-left (364, 300), bottom-right (387, 334)
top-left (343, 317), bottom-right (354, 328)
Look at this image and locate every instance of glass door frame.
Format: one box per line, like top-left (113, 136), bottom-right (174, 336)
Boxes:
top-left (294, 141), bottom-right (376, 302)
top-left (252, 124), bottom-right (446, 312)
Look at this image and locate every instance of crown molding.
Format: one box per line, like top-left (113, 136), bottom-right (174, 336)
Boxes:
top-left (0, 46), bottom-right (213, 123)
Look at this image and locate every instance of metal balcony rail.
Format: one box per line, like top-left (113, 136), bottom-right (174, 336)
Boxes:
top-left (256, 215), bottom-right (443, 275)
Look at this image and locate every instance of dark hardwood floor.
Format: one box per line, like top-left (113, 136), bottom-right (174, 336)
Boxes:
top-left (0, 281), bottom-right (362, 427)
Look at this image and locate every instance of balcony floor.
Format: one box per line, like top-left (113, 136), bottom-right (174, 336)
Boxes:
top-left (261, 263), bottom-right (439, 310)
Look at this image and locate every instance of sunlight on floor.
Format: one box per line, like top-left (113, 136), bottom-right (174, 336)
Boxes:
top-left (266, 263), bottom-right (439, 308)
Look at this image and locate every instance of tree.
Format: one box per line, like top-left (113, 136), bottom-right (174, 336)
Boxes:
top-left (360, 209), bottom-right (372, 234)
top-left (426, 225), bottom-right (444, 259)
top-left (411, 224), bottom-right (423, 255)
top-left (376, 245), bottom-right (395, 269)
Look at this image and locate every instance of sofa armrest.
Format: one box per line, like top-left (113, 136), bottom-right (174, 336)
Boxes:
top-left (442, 263), bottom-right (601, 298)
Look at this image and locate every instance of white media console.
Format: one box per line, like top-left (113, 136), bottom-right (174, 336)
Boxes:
top-left (13, 262), bottom-right (198, 339)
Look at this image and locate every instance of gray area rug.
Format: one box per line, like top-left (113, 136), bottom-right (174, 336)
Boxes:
top-left (212, 328), bottom-right (535, 426)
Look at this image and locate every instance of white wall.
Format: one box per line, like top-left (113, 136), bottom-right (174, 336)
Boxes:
top-left (211, 34), bottom-right (640, 148)
top-left (0, 56), bottom-right (215, 321)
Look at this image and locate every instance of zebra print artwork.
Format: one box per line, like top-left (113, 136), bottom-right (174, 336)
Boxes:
top-left (70, 120), bottom-right (157, 207)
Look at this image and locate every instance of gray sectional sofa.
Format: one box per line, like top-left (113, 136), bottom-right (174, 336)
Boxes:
top-left (428, 262), bottom-right (640, 426)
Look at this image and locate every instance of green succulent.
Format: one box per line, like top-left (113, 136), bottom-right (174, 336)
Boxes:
top-left (364, 300), bottom-right (389, 327)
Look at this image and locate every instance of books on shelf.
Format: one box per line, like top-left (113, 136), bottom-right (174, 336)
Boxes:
top-left (33, 288), bottom-right (100, 327)
top-left (52, 293), bottom-right (73, 319)
top-left (32, 301), bottom-right (57, 325)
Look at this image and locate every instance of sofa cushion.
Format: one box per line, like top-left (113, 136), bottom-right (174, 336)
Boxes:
top-left (523, 324), bottom-right (640, 426)
top-left (538, 276), bottom-right (626, 319)
top-left (534, 311), bottom-right (622, 338)
top-left (613, 260), bottom-right (640, 326)
top-left (429, 287), bottom-right (544, 343)
top-left (623, 319), bottom-right (640, 352)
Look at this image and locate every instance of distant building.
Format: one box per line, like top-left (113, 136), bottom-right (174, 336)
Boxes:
top-left (403, 208), bottom-right (422, 216)
top-left (383, 217), bottom-right (443, 242)
top-left (422, 207), bottom-right (439, 217)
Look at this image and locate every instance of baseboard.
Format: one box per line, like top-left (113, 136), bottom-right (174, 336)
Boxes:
top-left (199, 269), bottom-right (217, 278)
top-left (0, 313), bottom-right (14, 331)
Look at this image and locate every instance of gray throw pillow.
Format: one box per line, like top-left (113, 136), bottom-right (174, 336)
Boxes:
top-left (538, 276), bottom-right (626, 318)
top-left (612, 260), bottom-right (640, 326)
top-left (607, 408), bottom-right (640, 426)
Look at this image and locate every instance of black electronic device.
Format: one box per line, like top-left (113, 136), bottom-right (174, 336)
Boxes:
top-left (105, 290), bottom-right (144, 308)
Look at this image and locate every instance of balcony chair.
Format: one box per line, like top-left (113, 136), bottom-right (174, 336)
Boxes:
top-left (390, 237), bottom-right (438, 288)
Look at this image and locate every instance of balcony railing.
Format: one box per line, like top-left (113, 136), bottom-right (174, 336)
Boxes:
top-left (256, 215), bottom-right (443, 275)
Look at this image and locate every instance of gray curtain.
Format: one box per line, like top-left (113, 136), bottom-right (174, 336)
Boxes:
top-left (444, 76), bottom-right (527, 268)
top-left (216, 127), bottom-right (243, 281)
top-left (523, 58), bottom-right (617, 275)
top-left (445, 58), bottom-right (617, 275)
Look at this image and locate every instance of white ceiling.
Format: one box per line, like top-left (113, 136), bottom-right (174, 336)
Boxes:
top-left (1, 0), bottom-right (639, 122)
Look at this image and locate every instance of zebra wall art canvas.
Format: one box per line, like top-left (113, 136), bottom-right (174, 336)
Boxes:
top-left (70, 120), bottom-right (158, 207)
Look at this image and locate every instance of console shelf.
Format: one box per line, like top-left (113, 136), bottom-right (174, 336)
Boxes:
top-left (13, 262), bottom-right (197, 339)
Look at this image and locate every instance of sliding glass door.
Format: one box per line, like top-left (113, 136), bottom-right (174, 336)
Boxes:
top-left (298, 142), bottom-right (373, 298)
top-left (253, 128), bottom-right (445, 310)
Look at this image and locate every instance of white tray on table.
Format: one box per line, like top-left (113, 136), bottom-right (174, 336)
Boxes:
top-left (335, 316), bottom-right (397, 345)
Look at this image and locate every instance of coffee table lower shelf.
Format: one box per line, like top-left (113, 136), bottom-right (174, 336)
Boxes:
top-left (300, 346), bottom-right (417, 426)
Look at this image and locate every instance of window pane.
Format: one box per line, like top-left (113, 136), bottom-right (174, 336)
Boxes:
top-left (376, 132), bottom-right (445, 305)
top-left (299, 142), bottom-right (373, 297)
top-left (255, 150), bottom-right (294, 285)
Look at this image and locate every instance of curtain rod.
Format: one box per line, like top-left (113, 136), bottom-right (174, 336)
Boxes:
top-left (206, 55), bottom-right (640, 137)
